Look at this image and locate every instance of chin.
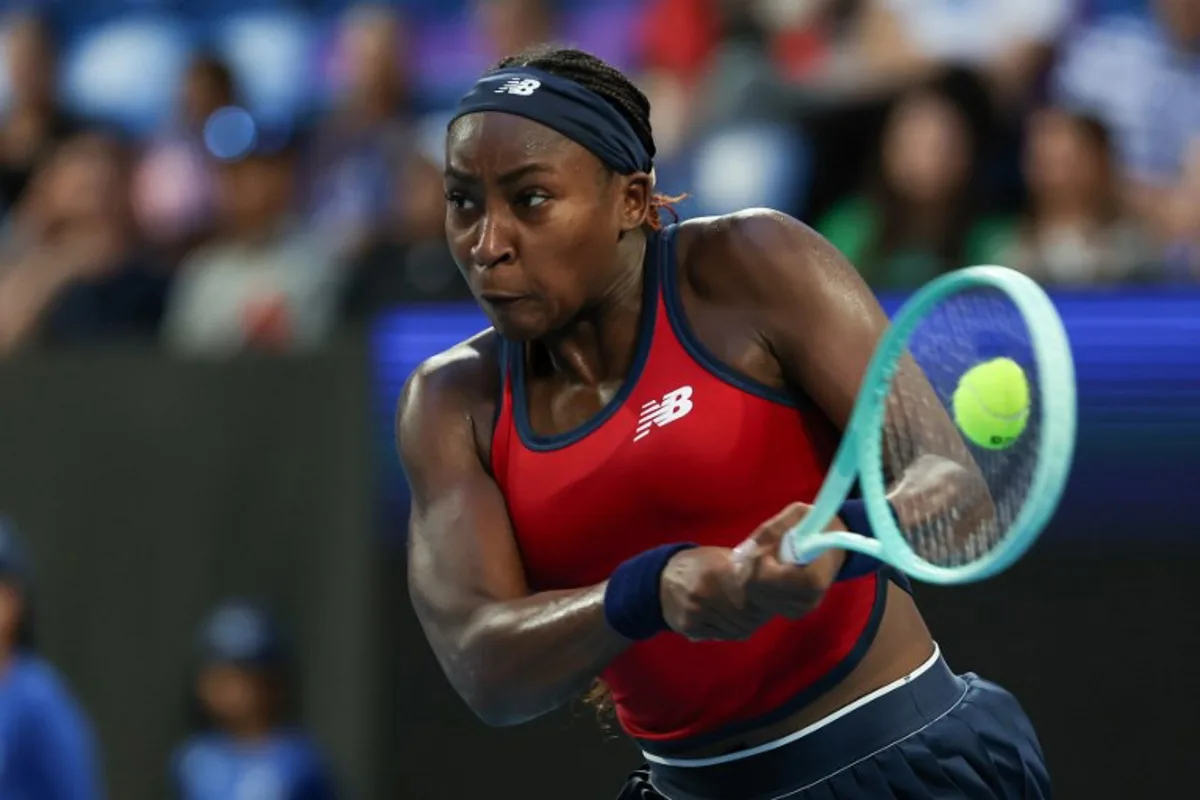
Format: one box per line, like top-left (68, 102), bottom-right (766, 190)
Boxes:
top-left (485, 308), bottom-right (549, 342)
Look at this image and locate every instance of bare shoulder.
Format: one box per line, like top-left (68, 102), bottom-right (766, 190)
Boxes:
top-left (395, 328), bottom-right (503, 469)
top-left (674, 209), bottom-right (860, 308)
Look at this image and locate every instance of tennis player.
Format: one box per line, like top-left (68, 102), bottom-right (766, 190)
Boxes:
top-left (398, 46), bottom-right (1050, 799)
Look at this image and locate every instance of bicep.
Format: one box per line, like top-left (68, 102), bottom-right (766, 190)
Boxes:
top-left (397, 366), bottom-right (529, 656)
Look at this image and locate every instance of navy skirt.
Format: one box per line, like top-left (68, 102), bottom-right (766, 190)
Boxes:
top-left (618, 654), bottom-right (1050, 800)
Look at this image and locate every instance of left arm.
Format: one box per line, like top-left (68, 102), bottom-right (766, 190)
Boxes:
top-left (710, 210), bottom-right (991, 534)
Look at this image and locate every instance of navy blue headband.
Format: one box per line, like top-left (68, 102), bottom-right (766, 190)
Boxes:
top-left (449, 67), bottom-right (653, 175)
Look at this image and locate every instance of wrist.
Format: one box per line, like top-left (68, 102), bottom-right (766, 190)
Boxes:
top-left (603, 543), bottom-right (697, 640)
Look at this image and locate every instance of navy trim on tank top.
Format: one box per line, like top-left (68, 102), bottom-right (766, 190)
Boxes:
top-left (636, 572), bottom-right (890, 757)
top-left (659, 224), bottom-right (799, 408)
top-left (510, 230), bottom-right (662, 452)
top-left (492, 336), bottom-right (508, 436)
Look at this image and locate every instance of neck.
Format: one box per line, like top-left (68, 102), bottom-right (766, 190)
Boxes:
top-left (1033, 193), bottom-right (1105, 229)
top-left (901, 201), bottom-right (956, 239)
top-left (538, 233), bottom-right (648, 386)
top-left (227, 715), bottom-right (274, 742)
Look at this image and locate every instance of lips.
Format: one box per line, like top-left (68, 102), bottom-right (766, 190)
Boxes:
top-left (480, 292), bottom-right (528, 305)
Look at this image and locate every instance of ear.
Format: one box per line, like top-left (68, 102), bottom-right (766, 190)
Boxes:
top-left (619, 172), bottom-right (653, 233)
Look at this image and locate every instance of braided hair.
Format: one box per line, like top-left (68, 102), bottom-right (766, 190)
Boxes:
top-left (491, 46), bottom-right (685, 230)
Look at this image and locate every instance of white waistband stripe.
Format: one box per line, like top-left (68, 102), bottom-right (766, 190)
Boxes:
top-left (642, 643), bottom-right (943, 768)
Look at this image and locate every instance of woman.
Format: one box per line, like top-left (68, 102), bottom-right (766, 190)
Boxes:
top-left (817, 71), bottom-right (1008, 290)
top-left (398, 46), bottom-right (1049, 798)
top-left (999, 106), bottom-right (1157, 285)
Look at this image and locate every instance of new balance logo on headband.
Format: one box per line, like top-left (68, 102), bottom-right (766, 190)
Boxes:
top-left (495, 77), bottom-right (541, 96)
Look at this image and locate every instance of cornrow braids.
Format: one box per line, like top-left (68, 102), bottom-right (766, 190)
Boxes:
top-left (493, 46), bottom-right (656, 160)
top-left (491, 45), bottom-right (687, 231)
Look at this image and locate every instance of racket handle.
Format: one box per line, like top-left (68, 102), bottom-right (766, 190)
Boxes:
top-left (780, 534), bottom-right (829, 566)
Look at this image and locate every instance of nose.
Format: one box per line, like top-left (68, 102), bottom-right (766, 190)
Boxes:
top-left (470, 210), bottom-right (516, 270)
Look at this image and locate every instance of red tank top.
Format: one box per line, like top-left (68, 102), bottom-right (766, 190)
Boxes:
top-left (490, 226), bottom-right (886, 753)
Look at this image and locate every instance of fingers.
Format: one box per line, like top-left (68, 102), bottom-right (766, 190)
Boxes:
top-left (748, 549), bottom-right (843, 619)
top-left (748, 502), bottom-right (812, 550)
top-left (661, 547), bottom-right (773, 642)
top-left (672, 572), bottom-right (773, 641)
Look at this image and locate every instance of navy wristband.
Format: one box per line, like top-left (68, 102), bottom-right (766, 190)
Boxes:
top-left (604, 543), bottom-right (698, 640)
top-left (835, 499), bottom-right (884, 582)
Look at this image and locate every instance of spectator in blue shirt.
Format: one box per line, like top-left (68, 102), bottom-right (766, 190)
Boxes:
top-left (172, 600), bottom-right (337, 800)
top-left (0, 518), bottom-right (104, 800)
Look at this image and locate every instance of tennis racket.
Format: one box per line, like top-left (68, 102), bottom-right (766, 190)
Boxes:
top-left (742, 266), bottom-right (1077, 585)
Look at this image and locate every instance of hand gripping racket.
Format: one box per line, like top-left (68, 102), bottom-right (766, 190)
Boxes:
top-left (739, 266), bottom-right (1077, 585)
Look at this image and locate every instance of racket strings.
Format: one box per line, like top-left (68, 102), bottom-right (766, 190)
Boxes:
top-left (880, 287), bottom-right (1041, 568)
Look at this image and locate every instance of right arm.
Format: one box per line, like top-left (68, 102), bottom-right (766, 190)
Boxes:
top-left (397, 353), bottom-right (631, 726)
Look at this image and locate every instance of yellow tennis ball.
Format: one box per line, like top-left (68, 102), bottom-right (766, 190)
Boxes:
top-left (952, 358), bottom-right (1030, 450)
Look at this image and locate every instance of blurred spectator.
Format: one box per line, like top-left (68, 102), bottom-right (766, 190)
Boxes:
top-left (852, 0), bottom-right (1073, 107)
top-left (995, 108), bottom-right (1157, 285)
top-left (162, 122), bottom-right (342, 357)
top-left (633, 2), bottom-right (826, 210)
top-left (172, 601), bottom-right (335, 800)
top-left (1052, 0), bottom-right (1200, 272)
top-left (132, 54), bottom-right (239, 265)
top-left (636, 0), bottom-right (850, 90)
top-left (816, 71), bottom-right (1006, 288)
top-left (0, 518), bottom-right (104, 800)
top-left (0, 132), bottom-right (167, 355)
top-left (307, 5), bottom-right (414, 262)
top-left (0, 13), bottom-right (80, 217)
top-left (478, 0), bottom-right (558, 62)
top-left (340, 148), bottom-right (468, 323)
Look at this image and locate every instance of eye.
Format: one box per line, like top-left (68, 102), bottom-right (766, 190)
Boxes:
top-left (517, 190), bottom-right (550, 209)
top-left (445, 190), bottom-right (476, 211)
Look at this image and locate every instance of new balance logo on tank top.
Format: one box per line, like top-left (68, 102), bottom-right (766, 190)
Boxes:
top-left (490, 226), bottom-right (887, 753)
top-left (635, 386), bottom-right (693, 442)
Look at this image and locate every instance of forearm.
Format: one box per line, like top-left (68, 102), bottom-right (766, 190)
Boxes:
top-left (436, 583), bottom-right (630, 726)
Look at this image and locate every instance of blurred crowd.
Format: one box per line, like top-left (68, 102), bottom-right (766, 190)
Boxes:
top-left (0, 0), bottom-right (1195, 360)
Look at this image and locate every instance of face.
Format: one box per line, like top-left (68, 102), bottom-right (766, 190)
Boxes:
top-left (198, 664), bottom-right (273, 730)
top-left (216, 156), bottom-right (293, 236)
top-left (45, 137), bottom-right (124, 221)
top-left (1024, 109), bottom-right (1107, 203)
top-left (182, 64), bottom-right (232, 130)
top-left (341, 10), bottom-right (407, 103)
top-left (882, 93), bottom-right (973, 205)
top-left (0, 582), bottom-right (21, 648)
top-left (478, 0), bottom-right (551, 58)
top-left (4, 17), bottom-right (53, 106)
top-left (1157, 0), bottom-right (1200, 45)
top-left (443, 112), bottom-right (650, 340)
